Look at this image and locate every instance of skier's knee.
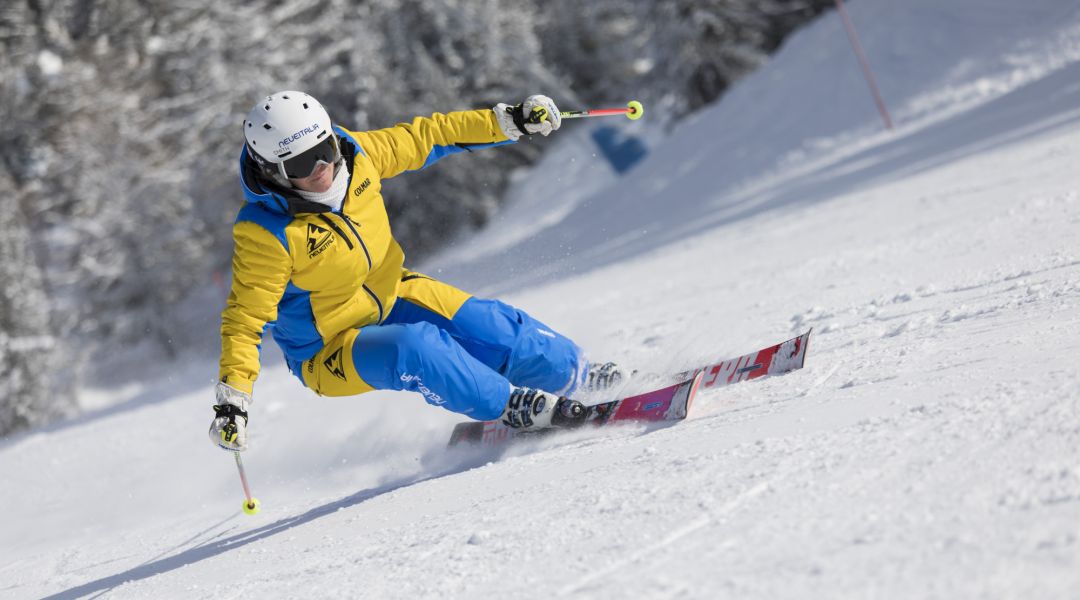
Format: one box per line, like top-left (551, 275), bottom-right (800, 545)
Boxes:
top-left (351, 323), bottom-right (442, 389)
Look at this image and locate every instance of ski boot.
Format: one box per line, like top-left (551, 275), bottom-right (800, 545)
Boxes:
top-left (501, 386), bottom-right (588, 430)
top-left (582, 361), bottom-right (626, 392)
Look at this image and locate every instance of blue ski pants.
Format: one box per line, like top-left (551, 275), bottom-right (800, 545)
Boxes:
top-left (286, 273), bottom-right (585, 421)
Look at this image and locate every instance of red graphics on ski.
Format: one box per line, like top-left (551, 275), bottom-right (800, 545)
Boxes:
top-left (446, 329), bottom-right (812, 448)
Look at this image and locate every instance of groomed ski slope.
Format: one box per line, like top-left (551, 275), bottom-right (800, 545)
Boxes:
top-left (4, 0), bottom-right (1080, 597)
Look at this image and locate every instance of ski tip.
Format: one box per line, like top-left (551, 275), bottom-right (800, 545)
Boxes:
top-left (669, 370), bottom-right (706, 421)
top-left (800, 329), bottom-right (812, 370)
top-left (685, 370), bottom-right (705, 418)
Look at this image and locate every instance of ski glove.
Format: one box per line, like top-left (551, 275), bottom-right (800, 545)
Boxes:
top-left (494, 94), bottom-right (562, 142)
top-left (209, 382), bottom-right (251, 452)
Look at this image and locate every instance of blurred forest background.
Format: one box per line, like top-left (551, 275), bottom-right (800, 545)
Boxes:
top-left (0, 0), bottom-right (835, 435)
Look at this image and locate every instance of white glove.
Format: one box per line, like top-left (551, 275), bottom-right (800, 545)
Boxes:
top-left (209, 382), bottom-right (251, 451)
top-left (493, 94), bottom-right (562, 141)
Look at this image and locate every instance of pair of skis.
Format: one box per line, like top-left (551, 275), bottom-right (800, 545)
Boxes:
top-left (448, 329), bottom-right (812, 447)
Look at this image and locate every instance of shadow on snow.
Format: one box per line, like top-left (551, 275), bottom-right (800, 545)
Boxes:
top-left (41, 446), bottom-right (493, 600)
top-left (42, 420), bottom-right (678, 599)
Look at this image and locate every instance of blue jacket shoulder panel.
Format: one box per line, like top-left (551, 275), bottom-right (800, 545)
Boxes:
top-left (235, 201), bottom-right (292, 252)
top-left (418, 140), bottom-right (514, 171)
top-left (335, 125), bottom-right (366, 157)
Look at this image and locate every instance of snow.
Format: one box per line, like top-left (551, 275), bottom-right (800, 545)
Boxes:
top-left (4, 0), bottom-right (1080, 597)
top-left (36, 50), bottom-right (63, 77)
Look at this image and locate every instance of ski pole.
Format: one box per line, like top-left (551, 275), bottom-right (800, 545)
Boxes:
top-left (525, 100), bottom-right (645, 125)
top-left (233, 451), bottom-right (261, 515)
top-left (561, 100), bottom-right (644, 121)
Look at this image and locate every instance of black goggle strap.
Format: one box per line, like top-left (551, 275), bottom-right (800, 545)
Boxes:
top-left (278, 132), bottom-right (340, 180)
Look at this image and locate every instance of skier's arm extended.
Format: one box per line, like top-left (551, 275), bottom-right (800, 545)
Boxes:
top-left (350, 109), bottom-right (512, 179)
top-left (219, 221), bottom-right (292, 394)
top-left (211, 223), bottom-right (290, 452)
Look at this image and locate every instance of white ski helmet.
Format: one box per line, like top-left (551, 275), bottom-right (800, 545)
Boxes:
top-left (243, 91), bottom-right (339, 180)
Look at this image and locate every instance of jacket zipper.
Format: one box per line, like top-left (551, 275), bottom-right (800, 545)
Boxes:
top-left (363, 285), bottom-right (384, 323)
top-left (338, 213), bottom-right (372, 270)
top-left (317, 214), bottom-right (352, 250)
top-left (314, 213), bottom-right (382, 322)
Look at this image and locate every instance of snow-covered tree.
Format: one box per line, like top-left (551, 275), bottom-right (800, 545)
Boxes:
top-left (0, 0), bottom-right (833, 436)
top-left (0, 176), bottom-right (68, 433)
top-left (536, 0), bottom-right (836, 121)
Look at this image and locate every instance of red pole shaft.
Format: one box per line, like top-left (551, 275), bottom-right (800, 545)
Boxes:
top-left (234, 451), bottom-right (254, 503)
top-left (585, 108), bottom-right (632, 117)
top-left (835, 0), bottom-right (893, 130)
top-left (560, 108), bottom-right (632, 119)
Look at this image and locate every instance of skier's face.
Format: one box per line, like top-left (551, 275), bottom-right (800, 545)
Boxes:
top-left (290, 160), bottom-right (335, 193)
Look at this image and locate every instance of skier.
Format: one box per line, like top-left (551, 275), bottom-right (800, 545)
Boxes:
top-left (209, 91), bottom-right (621, 451)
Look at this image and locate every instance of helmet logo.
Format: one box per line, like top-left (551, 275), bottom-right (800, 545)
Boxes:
top-left (278, 123), bottom-right (321, 149)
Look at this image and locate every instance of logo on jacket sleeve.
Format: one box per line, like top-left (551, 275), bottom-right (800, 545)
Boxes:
top-left (353, 177), bottom-right (371, 197)
top-left (307, 223), bottom-right (334, 258)
top-left (323, 347), bottom-right (347, 381)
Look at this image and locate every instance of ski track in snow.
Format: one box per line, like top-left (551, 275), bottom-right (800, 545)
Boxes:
top-left (4, 0), bottom-right (1080, 598)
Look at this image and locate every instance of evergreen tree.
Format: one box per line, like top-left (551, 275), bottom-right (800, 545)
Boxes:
top-left (0, 0), bottom-right (834, 436)
top-left (0, 180), bottom-right (68, 433)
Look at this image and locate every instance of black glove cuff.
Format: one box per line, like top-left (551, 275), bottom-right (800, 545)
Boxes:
top-left (213, 403), bottom-right (248, 421)
top-left (507, 103), bottom-right (530, 136)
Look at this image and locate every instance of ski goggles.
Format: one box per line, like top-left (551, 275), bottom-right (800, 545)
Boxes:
top-left (278, 133), bottom-right (340, 180)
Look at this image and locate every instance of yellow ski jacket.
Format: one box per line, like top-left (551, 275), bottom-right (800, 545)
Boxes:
top-left (220, 109), bottom-right (512, 393)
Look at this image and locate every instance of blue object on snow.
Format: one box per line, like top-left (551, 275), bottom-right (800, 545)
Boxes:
top-left (591, 126), bottom-right (648, 174)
